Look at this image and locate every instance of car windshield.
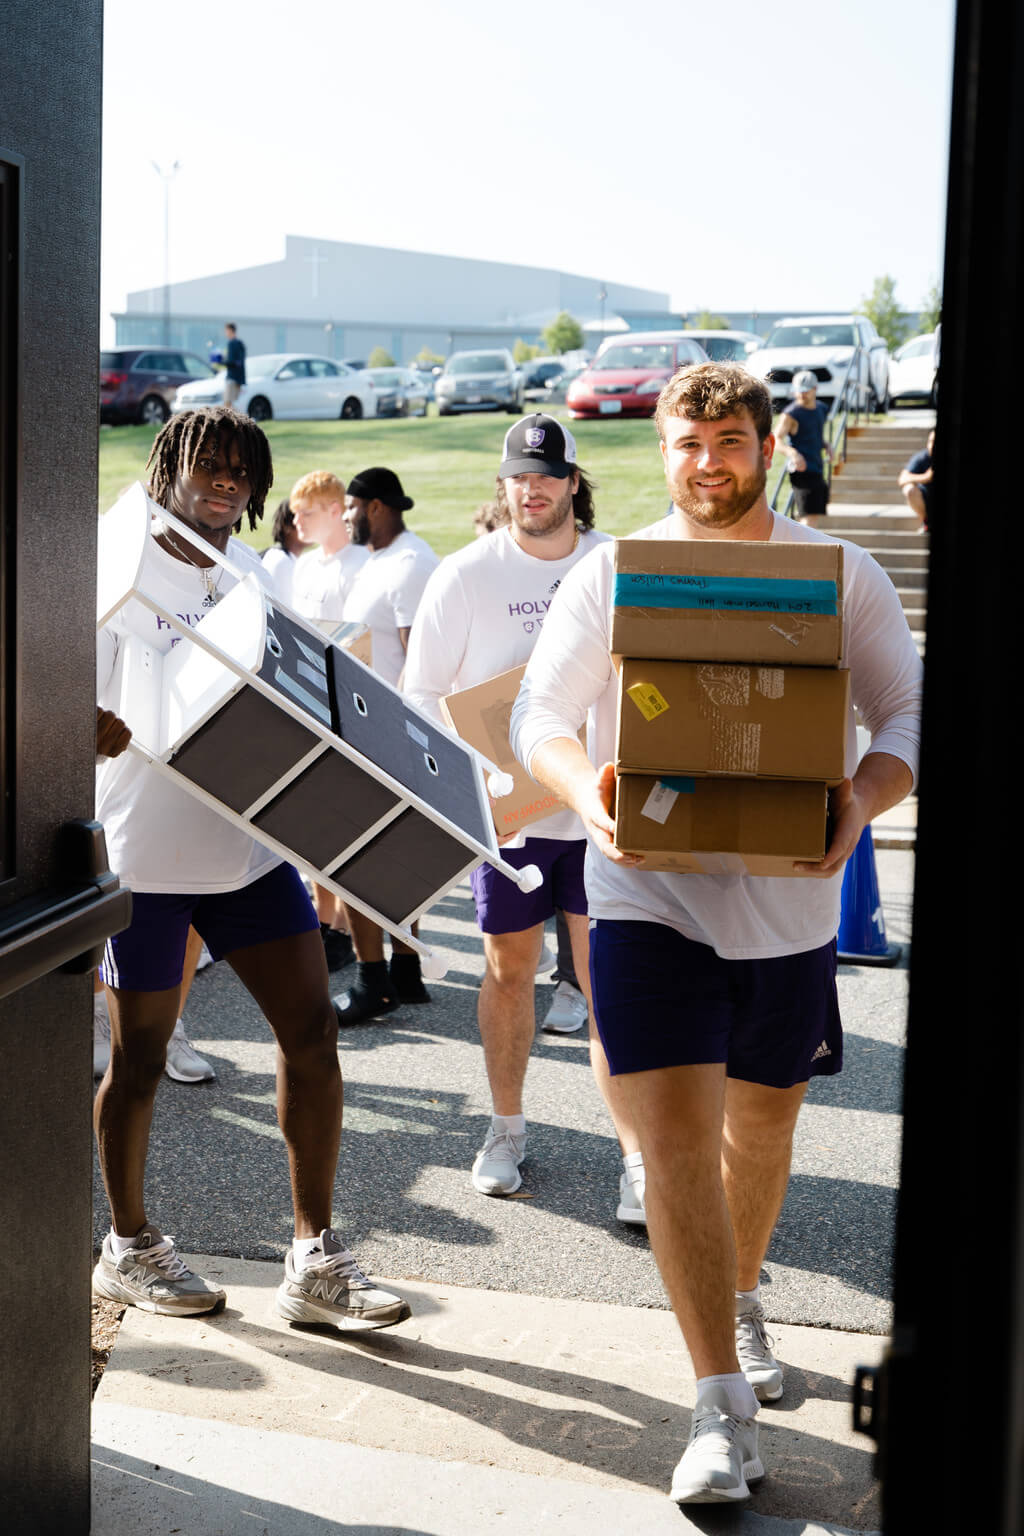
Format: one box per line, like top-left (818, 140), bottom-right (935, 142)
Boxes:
top-left (246, 355), bottom-right (290, 377)
top-left (765, 325), bottom-right (856, 349)
top-left (446, 354), bottom-right (509, 375)
top-left (593, 344), bottom-right (674, 371)
top-left (371, 370), bottom-right (404, 386)
top-left (701, 337), bottom-right (748, 361)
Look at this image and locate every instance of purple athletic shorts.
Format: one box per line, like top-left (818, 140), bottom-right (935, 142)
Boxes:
top-left (100, 862), bottom-right (319, 992)
top-left (589, 918), bottom-right (842, 1086)
top-left (470, 837), bottom-right (587, 935)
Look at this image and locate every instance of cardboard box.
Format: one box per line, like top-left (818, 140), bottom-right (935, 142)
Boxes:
top-left (614, 772), bottom-right (829, 876)
top-left (611, 538), bottom-right (843, 665)
top-left (616, 659), bottom-right (849, 783)
top-left (442, 664), bottom-right (583, 837)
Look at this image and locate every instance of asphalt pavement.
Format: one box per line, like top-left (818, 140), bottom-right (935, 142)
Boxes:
top-left (92, 847), bottom-right (914, 1531)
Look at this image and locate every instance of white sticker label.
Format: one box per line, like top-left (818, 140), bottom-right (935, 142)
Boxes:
top-left (641, 782), bottom-right (678, 824)
top-left (405, 721), bottom-right (430, 749)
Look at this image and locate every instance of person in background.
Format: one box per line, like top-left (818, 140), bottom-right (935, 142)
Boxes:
top-left (898, 428), bottom-right (935, 530)
top-left (776, 369), bottom-right (830, 522)
top-left (260, 497), bottom-right (312, 607)
top-left (221, 323), bottom-right (246, 408)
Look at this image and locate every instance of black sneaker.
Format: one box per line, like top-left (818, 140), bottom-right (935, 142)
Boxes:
top-left (333, 981), bottom-right (400, 1026)
top-left (320, 926), bottom-right (355, 972)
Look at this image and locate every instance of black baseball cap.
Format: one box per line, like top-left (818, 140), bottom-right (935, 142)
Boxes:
top-left (498, 414), bottom-right (578, 480)
top-left (346, 466), bottom-right (414, 512)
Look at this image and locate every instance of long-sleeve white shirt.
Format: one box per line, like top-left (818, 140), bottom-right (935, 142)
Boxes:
top-left (509, 513), bottom-right (922, 958)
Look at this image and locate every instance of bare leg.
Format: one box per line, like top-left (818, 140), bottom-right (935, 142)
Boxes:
top-left (227, 930), bottom-right (341, 1238)
top-left (342, 906), bottom-right (416, 963)
top-left (478, 925), bottom-right (544, 1117)
top-left (178, 924), bottom-right (204, 1018)
top-left (313, 884), bottom-right (349, 934)
top-left (902, 483), bottom-right (927, 527)
top-left (564, 910), bottom-right (639, 1156)
top-left (615, 1063), bottom-right (739, 1378)
top-left (94, 987), bottom-right (180, 1236)
top-left (722, 1077), bottom-right (807, 1291)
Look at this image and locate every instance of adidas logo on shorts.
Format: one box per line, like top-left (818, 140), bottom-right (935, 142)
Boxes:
top-left (811, 1040), bottom-right (832, 1062)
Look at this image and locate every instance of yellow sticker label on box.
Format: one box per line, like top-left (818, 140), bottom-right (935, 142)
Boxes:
top-left (626, 681), bottom-right (670, 722)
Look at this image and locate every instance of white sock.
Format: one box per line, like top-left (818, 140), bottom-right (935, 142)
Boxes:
top-left (623, 1149), bottom-right (644, 1172)
top-left (697, 1372), bottom-right (759, 1419)
top-left (109, 1228), bottom-right (140, 1257)
top-left (293, 1232), bottom-right (327, 1267)
top-left (491, 1113), bottom-right (526, 1136)
top-left (736, 1285), bottom-right (760, 1308)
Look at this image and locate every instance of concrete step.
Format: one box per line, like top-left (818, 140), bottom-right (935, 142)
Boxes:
top-left (832, 474), bottom-right (911, 494)
top-left (828, 531), bottom-right (928, 549)
top-left (830, 486), bottom-right (920, 504)
top-left (815, 511), bottom-right (918, 532)
top-left (844, 425), bottom-right (930, 444)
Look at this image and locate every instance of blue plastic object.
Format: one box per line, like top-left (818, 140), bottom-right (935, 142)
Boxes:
top-left (837, 825), bottom-right (901, 966)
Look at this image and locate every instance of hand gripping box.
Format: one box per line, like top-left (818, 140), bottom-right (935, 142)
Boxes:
top-left (614, 773), bottom-right (829, 876)
top-left (616, 658), bottom-right (849, 783)
top-left (611, 539), bottom-right (844, 665)
top-left (441, 664), bottom-right (583, 837)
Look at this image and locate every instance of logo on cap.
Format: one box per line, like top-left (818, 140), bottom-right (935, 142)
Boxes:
top-left (525, 428), bottom-right (546, 448)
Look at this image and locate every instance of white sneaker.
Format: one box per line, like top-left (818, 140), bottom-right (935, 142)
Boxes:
top-left (164, 1019), bottom-right (216, 1083)
top-left (670, 1385), bottom-right (763, 1505)
top-left (93, 994), bottom-right (111, 1080)
top-left (275, 1229), bottom-right (410, 1331)
top-left (536, 945), bottom-right (556, 975)
top-left (471, 1124), bottom-right (526, 1195)
top-left (735, 1295), bottom-right (784, 1401)
top-left (195, 942), bottom-right (215, 972)
top-left (616, 1152), bottom-right (647, 1225)
top-left (541, 979), bottom-right (587, 1034)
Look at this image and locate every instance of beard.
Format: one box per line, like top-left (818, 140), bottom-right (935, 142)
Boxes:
top-left (669, 457), bottom-right (767, 531)
top-left (509, 478), bottom-right (575, 540)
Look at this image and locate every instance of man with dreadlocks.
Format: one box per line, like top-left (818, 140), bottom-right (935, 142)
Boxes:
top-left (92, 406), bottom-right (411, 1331)
top-left (403, 415), bottom-right (643, 1213)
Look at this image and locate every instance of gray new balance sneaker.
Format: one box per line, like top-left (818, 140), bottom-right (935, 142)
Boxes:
top-left (92, 1224), bottom-right (226, 1315)
top-left (275, 1230), bottom-right (411, 1331)
top-left (670, 1385), bottom-right (764, 1505)
top-left (735, 1295), bottom-right (784, 1402)
top-left (471, 1124), bottom-right (527, 1195)
top-left (164, 1018), bottom-right (216, 1083)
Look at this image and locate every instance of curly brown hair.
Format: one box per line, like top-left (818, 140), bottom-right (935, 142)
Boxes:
top-left (654, 363), bottom-right (774, 443)
top-left (145, 406), bottom-right (273, 531)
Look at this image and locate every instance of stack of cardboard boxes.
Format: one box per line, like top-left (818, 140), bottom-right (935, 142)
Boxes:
top-left (611, 538), bottom-right (848, 875)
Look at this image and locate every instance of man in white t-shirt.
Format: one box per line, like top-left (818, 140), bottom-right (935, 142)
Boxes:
top-left (332, 467), bottom-right (439, 1021)
top-left (510, 365), bottom-right (922, 1507)
top-left (93, 406), bottom-right (410, 1335)
top-left (288, 469), bottom-right (370, 971)
top-left (403, 416), bottom-right (641, 1209)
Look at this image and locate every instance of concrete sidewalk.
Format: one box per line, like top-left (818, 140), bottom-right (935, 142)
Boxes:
top-left (92, 1259), bottom-right (883, 1534)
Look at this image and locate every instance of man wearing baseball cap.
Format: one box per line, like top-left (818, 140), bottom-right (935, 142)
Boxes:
top-left (776, 370), bottom-right (831, 522)
top-left (332, 466), bottom-right (439, 1023)
top-left (403, 415), bottom-right (643, 1213)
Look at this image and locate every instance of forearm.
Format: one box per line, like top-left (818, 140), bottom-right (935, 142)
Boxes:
top-left (530, 734), bottom-right (597, 811)
top-left (851, 749), bottom-right (914, 820)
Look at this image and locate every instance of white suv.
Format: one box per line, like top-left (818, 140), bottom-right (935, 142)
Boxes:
top-left (747, 315), bottom-right (890, 412)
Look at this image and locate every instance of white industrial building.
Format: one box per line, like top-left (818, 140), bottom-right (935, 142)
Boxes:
top-left (114, 234), bottom-right (678, 362)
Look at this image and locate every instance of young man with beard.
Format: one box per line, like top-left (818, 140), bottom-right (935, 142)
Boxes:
top-left (510, 366), bottom-right (922, 1505)
top-left (403, 416), bottom-right (642, 1211)
top-left (92, 407), bottom-right (410, 1333)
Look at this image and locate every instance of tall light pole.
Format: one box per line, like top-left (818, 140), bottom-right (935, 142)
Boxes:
top-left (151, 160), bottom-right (181, 346)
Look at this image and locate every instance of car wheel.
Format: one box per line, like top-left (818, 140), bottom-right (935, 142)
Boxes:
top-left (139, 395), bottom-right (169, 426)
top-left (438, 404), bottom-right (451, 416)
top-left (867, 386), bottom-right (880, 414)
top-left (340, 397), bottom-right (363, 421)
top-left (248, 396), bottom-right (272, 422)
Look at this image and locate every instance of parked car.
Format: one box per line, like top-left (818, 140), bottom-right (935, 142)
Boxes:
top-left (366, 366), bottom-right (430, 417)
top-left (100, 347), bottom-right (218, 426)
top-left (746, 315), bottom-right (890, 412)
top-left (679, 329), bottom-right (763, 362)
top-left (435, 349), bottom-right (523, 415)
top-left (521, 356), bottom-right (566, 391)
top-left (565, 331), bottom-right (709, 419)
top-left (887, 331), bottom-right (939, 406)
top-left (171, 354), bottom-right (377, 421)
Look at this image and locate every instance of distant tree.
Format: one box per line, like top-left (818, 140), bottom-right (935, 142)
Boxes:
top-left (685, 310), bottom-right (729, 331)
top-left (367, 346), bottom-right (396, 368)
top-left (542, 311), bottom-right (585, 355)
top-left (412, 347), bottom-right (445, 370)
top-left (919, 281), bottom-right (942, 335)
top-left (858, 275), bottom-right (910, 351)
top-left (513, 338), bottom-right (541, 364)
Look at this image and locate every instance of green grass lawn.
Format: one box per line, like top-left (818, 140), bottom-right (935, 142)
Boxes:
top-left (99, 407), bottom-right (793, 559)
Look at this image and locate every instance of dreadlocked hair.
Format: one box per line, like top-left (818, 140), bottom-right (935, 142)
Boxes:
top-left (493, 466), bottom-right (597, 532)
top-left (145, 406), bottom-right (274, 531)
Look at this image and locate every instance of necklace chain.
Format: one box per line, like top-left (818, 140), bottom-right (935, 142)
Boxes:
top-left (159, 525), bottom-right (225, 607)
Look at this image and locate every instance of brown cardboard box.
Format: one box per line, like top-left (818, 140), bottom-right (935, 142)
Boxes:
top-left (442, 664), bottom-right (581, 837)
top-left (611, 538), bottom-right (844, 665)
top-left (616, 658), bottom-right (849, 783)
top-left (614, 772), bottom-right (829, 876)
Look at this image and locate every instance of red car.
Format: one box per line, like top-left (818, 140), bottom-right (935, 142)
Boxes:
top-left (566, 332), bottom-right (709, 419)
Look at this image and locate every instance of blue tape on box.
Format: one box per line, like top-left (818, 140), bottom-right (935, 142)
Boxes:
top-left (613, 573), bottom-right (838, 616)
top-left (659, 777), bottom-right (696, 793)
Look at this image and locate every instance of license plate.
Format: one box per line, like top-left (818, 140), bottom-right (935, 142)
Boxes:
top-left (466, 395), bottom-right (481, 404)
top-left (599, 400), bottom-right (622, 414)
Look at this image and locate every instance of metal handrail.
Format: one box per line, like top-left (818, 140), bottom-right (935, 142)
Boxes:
top-left (771, 346), bottom-right (867, 518)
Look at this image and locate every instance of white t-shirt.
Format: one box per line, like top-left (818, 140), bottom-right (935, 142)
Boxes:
top-left (342, 529), bottom-right (439, 685)
top-left (404, 524), bottom-right (610, 844)
top-left (510, 513), bottom-right (923, 959)
top-left (291, 542), bottom-right (370, 633)
top-left (260, 546), bottom-right (297, 606)
top-left (96, 489), bottom-right (281, 895)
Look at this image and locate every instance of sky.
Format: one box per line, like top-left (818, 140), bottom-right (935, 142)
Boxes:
top-left (100, 0), bottom-right (956, 345)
